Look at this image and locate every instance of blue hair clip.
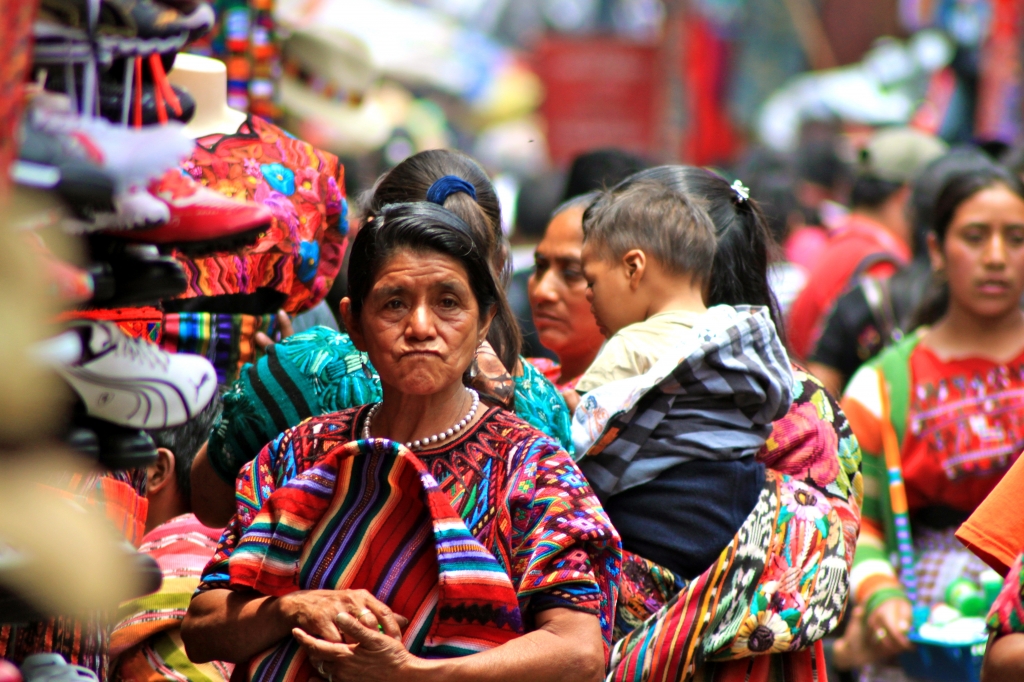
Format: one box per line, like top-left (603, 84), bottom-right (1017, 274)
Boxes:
top-left (426, 175), bottom-right (477, 205)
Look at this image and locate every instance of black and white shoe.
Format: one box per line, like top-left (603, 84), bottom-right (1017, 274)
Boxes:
top-left (55, 321), bottom-right (216, 430)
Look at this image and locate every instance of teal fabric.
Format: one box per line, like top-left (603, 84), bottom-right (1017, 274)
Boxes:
top-left (207, 327), bottom-right (381, 483)
top-left (514, 358), bottom-right (574, 457)
top-left (207, 327), bottom-right (574, 483)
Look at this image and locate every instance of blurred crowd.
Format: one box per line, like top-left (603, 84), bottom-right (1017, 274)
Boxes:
top-left (5, 1), bottom-right (1024, 682)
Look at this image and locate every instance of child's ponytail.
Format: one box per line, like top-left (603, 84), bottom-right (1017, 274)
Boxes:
top-left (607, 166), bottom-right (785, 336)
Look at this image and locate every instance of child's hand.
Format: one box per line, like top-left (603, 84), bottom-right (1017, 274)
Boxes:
top-left (255, 310), bottom-right (294, 350)
top-left (562, 389), bottom-right (581, 413)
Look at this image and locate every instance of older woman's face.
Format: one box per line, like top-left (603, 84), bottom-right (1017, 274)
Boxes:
top-left (528, 207), bottom-right (605, 367)
top-left (348, 248), bottom-right (493, 396)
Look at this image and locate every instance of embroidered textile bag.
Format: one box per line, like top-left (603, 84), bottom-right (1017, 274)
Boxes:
top-left (607, 370), bottom-right (862, 682)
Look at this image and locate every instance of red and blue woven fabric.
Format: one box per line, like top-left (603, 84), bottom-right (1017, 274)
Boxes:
top-left (198, 407), bottom-right (621, 680)
top-left (176, 116), bottom-right (346, 315)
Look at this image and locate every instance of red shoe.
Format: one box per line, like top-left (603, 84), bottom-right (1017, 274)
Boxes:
top-left (112, 170), bottom-right (272, 255)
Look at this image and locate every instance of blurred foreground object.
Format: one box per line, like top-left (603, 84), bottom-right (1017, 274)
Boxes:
top-left (0, 452), bottom-right (158, 618)
top-left (0, 185), bottom-right (69, 445)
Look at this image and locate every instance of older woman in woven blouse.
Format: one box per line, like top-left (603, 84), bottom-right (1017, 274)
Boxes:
top-left (182, 202), bottom-right (620, 682)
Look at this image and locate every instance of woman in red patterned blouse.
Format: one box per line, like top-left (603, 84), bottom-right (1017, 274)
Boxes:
top-left (183, 202), bottom-right (619, 682)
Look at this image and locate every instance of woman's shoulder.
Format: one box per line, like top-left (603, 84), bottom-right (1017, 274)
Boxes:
top-left (481, 407), bottom-right (565, 454)
top-left (477, 409), bottom-right (592, 496)
top-left (863, 330), bottom-right (925, 375)
top-left (510, 358), bottom-right (575, 452)
top-left (272, 406), bottom-right (367, 454)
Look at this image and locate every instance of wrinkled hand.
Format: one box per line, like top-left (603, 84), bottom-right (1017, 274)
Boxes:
top-left (255, 310), bottom-right (294, 350)
top-left (865, 597), bottom-right (913, 661)
top-left (279, 589), bottom-right (407, 644)
top-left (296, 611), bottom-right (416, 682)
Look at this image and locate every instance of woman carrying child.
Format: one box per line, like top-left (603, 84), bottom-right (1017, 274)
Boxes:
top-left (838, 158), bottom-right (1024, 679)
top-left (571, 166), bottom-right (862, 681)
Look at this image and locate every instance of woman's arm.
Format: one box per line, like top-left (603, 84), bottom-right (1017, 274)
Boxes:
top-left (840, 370), bottom-right (913, 657)
top-left (190, 444), bottom-right (239, 528)
top-left (183, 588), bottom-right (406, 665)
top-left (296, 607), bottom-right (605, 682)
top-left (983, 633), bottom-right (1024, 682)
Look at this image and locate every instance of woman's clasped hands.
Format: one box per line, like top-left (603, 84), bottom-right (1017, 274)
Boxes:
top-left (296, 611), bottom-right (415, 682)
top-left (283, 589), bottom-right (411, 682)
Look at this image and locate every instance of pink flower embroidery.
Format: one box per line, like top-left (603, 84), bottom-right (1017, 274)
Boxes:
top-left (760, 402), bottom-right (839, 487)
top-left (781, 480), bottom-right (831, 523)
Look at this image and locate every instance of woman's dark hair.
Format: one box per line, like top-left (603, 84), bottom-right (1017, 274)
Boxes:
top-left (850, 175), bottom-right (903, 209)
top-left (363, 150), bottom-right (506, 279)
top-left (563, 148), bottom-right (649, 201)
top-left (609, 166), bottom-right (784, 334)
top-left (362, 150), bottom-right (520, 366)
top-left (931, 161), bottom-right (1024, 243)
top-left (347, 202), bottom-right (521, 370)
top-left (734, 147), bottom-right (799, 244)
top-left (910, 158), bottom-right (1024, 327)
top-left (907, 148), bottom-right (996, 258)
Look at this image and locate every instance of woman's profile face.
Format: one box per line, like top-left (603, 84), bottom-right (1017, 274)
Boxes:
top-left (931, 183), bottom-right (1024, 320)
top-left (528, 207), bottom-right (605, 366)
top-left (347, 248), bottom-right (493, 396)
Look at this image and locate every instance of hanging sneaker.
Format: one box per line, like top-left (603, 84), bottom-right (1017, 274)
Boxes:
top-left (15, 122), bottom-right (116, 216)
top-left (29, 99), bottom-right (195, 192)
top-left (25, 232), bottom-right (96, 305)
top-left (54, 320), bottom-right (217, 430)
top-left (64, 426), bottom-right (101, 460)
top-left (89, 186), bottom-right (170, 232)
top-left (105, 0), bottom-right (194, 39)
top-left (154, 0), bottom-right (214, 39)
top-left (110, 170), bottom-right (271, 255)
top-left (44, 67), bottom-right (197, 126)
top-left (75, 415), bottom-right (160, 469)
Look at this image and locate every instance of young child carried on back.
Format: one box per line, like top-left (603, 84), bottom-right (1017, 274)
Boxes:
top-left (572, 177), bottom-right (794, 582)
top-left (575, 182), bottom-right (712, 395)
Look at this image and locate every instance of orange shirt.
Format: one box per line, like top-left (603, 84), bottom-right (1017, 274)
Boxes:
top-left (958, 454), bottom-right (1024, 576)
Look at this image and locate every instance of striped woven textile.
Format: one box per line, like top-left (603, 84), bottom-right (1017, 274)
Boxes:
top-left (161, 312), bottom-right (275, 385)
top-left (607, 369), bottom-right (862, 682)
top-left (109, 514), bottom-right (232, 681)
top-left (59, 307), bottom-right (163, 345)
top-left (227, 439), bottom-right (525, 681)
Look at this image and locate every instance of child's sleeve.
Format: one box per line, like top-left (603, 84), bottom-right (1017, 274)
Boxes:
top-left (575, 333), bottom-right (647, 393)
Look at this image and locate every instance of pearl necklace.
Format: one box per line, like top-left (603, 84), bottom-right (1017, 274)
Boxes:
top-left (362, 388), bottom-right (480, 450)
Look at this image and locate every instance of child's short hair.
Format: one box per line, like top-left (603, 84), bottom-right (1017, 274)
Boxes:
top-left (582, 179), bottom-right (717, 284)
